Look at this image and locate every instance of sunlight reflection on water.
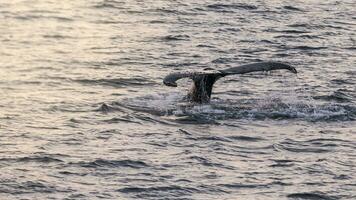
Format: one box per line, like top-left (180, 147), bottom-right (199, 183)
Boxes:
top-left (0, 0), bottom-right (355, 199)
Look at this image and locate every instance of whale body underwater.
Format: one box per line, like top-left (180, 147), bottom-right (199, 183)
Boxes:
top-left (163, 62), bottom-right (298, 103)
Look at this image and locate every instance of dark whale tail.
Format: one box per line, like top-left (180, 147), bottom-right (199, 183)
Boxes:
top-left (163, 62), bottom-right (297, 103)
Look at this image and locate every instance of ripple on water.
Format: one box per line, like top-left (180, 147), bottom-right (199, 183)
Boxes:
top-left (227, 135), bottom-right (265, 142)
top-left (0, 179), bottom-right (72, 195)
top-left (314, 90), bottom-right (354, 103)
top-left (273, 138), bottom-right (348, 154)
top-left (269, 159), bottom-right (297, 168)
top-left (161, 34), bottom-right (191, 41)
top-left (0, 155), bottom-right (64, 165)
top-left (117, 185), bottom-right (201, 199)
top-left (72, 159), bottom-right (149, 169)
top-left (206, 3), bottom-right (258, 12)
top-left (287, 192), bottom-right (337, 200)
top-left (188, 155), bottom-right (236, 170)
top-left (75, 77), bottom-right (157, 88)
top-left (282, 6), bottom-right (304, 12)
top-left (93, 1), bottom-right (125, 10)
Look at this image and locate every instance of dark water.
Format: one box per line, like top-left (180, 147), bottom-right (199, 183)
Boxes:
top-left (1, 0), bottom-right (355, 199)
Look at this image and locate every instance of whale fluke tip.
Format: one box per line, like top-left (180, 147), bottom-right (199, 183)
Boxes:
top-left (290, 67), bottom-right (298, 74)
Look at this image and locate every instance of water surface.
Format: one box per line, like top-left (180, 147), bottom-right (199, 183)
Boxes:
top-left (0, 0), bottom-right (355, 199)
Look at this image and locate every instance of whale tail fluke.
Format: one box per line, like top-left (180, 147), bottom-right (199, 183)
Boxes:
top-left (163, 62), bottom-right (297, 103)
top-left (221, 62), bottom-right (297, 75)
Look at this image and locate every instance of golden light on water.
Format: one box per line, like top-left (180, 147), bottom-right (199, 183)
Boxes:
top-left (0, 0), bottom-right (355, 199)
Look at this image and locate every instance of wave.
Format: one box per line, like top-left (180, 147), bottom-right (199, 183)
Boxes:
top-left (161, 34), bottom-right (190, 41)
top-left (14, 14), bottom-right (73, 22)
top-left (93, 0), bottom-right (125, 10)
top-left (269, 29), bottom-right (311, 34)
top-left (273, 138), bottom-right (343, 153)
top-left (288, 46), bottom-right (327, 50)
top-left (117, 185), bottom-right (200, 198)
top-left (188, 155), bottom-right (235, 169)
top-left (314, 90), bottom-right (354, 103)
top-left (287, 192), bottom-right (337, 200)
top-left (206, 3), bottom-right (258, 11)
top-left (282, 6), bottom-right (304, 12)
top-left (0, 180), bottom-right (71, 194)
top-left (330, 79), bottom-right (355, 85)
top-left (0, 156), bottom-right (64, 164)
top-left (73, 159), bottom-right (149, 169)
top-left (75, 77), bottom-right (156, 88)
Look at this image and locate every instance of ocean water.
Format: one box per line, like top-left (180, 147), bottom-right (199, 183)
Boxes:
top-left (0, 0), bottom-right (355, 199)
